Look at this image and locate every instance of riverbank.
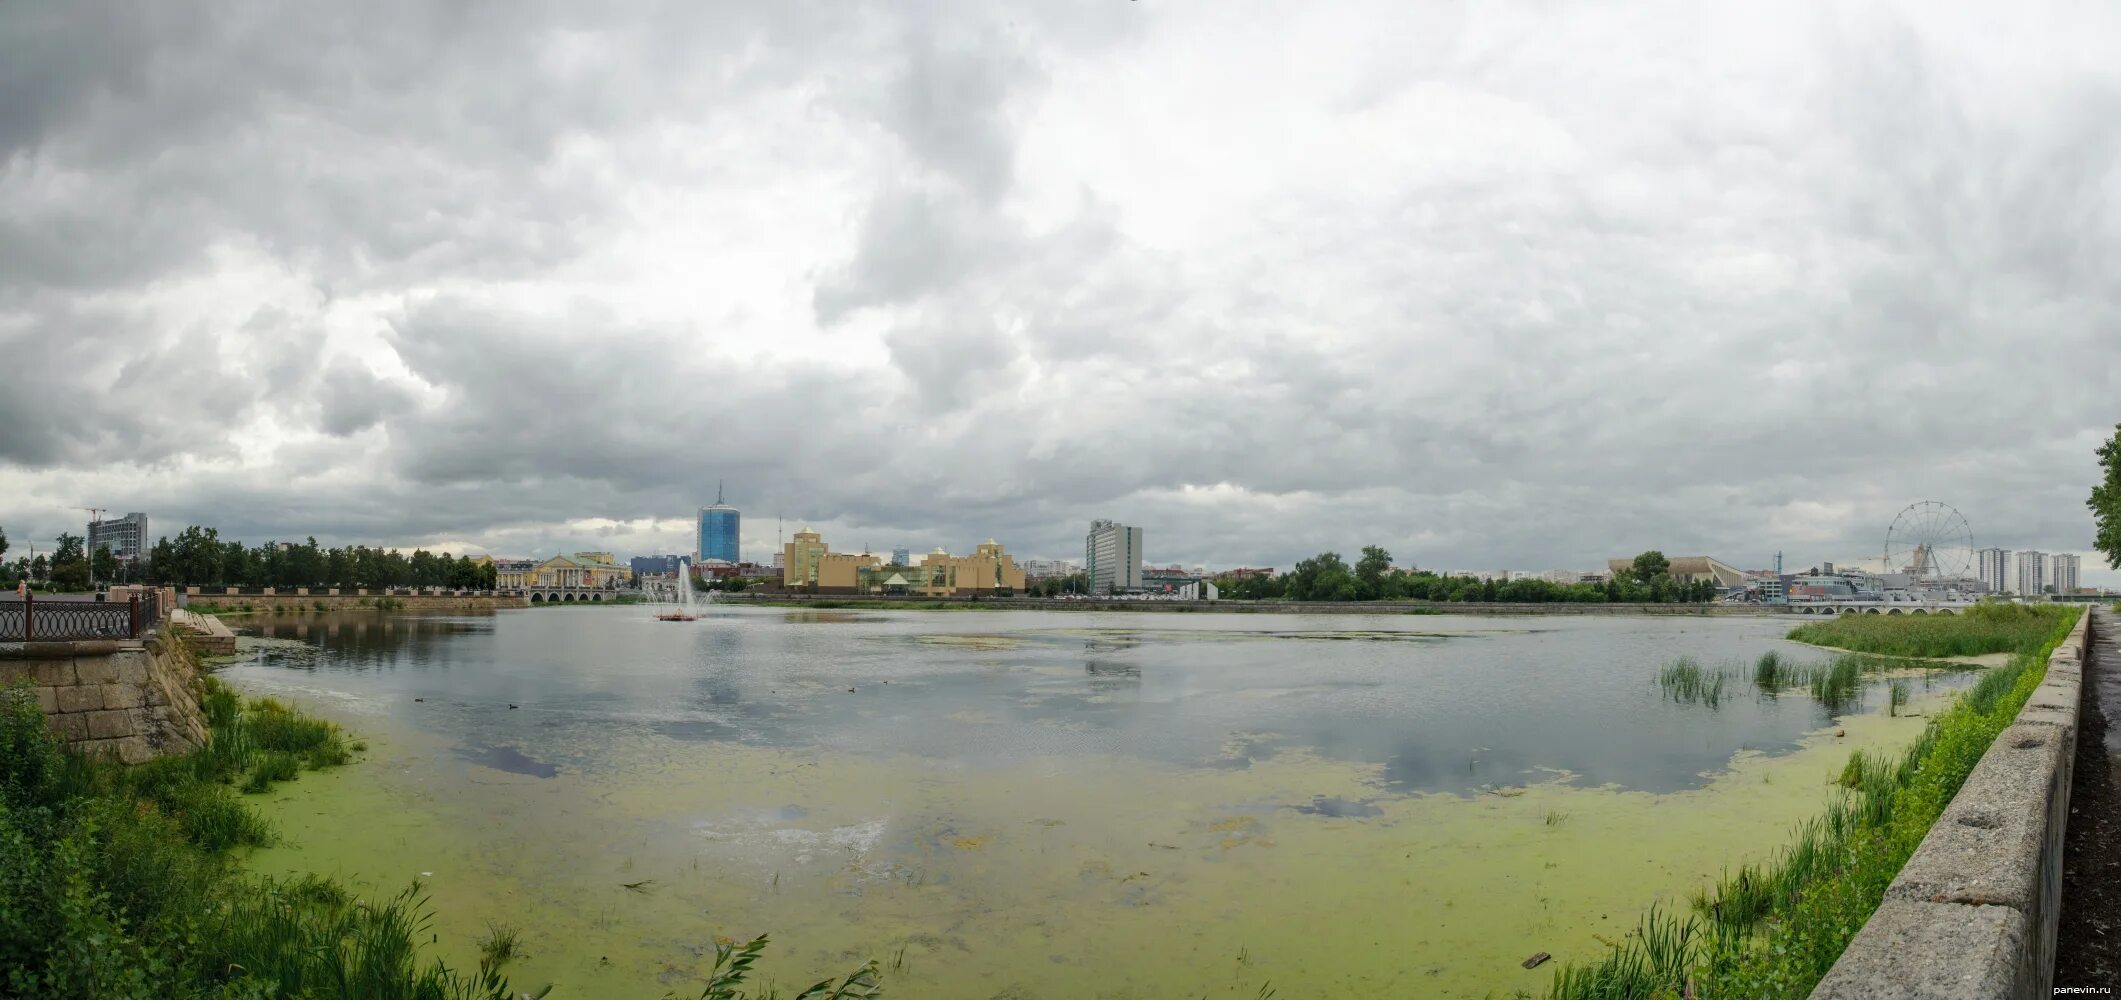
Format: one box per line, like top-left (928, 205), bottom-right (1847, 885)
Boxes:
top-left (1546, 603), bottom-right (2084, 998)
top-left (727, 593), bottom-right (1770, 616)
top-left (187, 593), bottom-right (529, 614)
top-left (0, 670), bottom-right (544, 998)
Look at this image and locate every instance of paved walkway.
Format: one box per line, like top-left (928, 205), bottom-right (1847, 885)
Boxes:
top-left (2057, 606), bottom-right (2119, 986)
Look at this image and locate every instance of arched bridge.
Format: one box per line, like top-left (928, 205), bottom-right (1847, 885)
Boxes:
top-left (1776, 601), bottom-right (1973, 616)
top-left (509, 588), bottom-right (621, 604)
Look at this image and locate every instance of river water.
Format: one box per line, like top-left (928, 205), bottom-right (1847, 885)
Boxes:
top-left (219, 605), bottom-right (1965, 999)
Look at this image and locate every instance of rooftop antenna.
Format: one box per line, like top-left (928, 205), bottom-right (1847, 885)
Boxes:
top-left (716, 480), bottom-right (724, 506)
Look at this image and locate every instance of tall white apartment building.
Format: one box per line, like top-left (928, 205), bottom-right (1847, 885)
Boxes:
top-left (1976, 547), bottom-right (2011, 593)
top-left (2013, 550), bottom-right (2048, 597)
top-left (1084, 520), bottom-right (1143, 595)
top-left (2051, 553), bottom-right (2081, 595)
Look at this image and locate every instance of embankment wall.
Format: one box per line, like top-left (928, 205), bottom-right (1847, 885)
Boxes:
top-left (184, 593), bottom-right (528, 612)
top-left (1810, 607), bottom-right (2094, 999)
top-left (724, 594), bottom-right (1775, 615)
top-left (0, 632), bottom-right (211, 763)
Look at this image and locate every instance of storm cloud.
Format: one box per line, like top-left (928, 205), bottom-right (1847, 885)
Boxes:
top-left (3, 0), bottom-right (2118, 581)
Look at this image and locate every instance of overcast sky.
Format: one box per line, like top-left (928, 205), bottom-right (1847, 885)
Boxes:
top-left (3, 1), bottom-right (2117, 582)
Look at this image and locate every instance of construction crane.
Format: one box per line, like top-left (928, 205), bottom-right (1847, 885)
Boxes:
top-left (74, 507), bottom-right (107, 588)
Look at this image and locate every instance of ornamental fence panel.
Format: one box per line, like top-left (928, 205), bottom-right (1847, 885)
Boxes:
top-left (0, 591), bottom-right (159, 642)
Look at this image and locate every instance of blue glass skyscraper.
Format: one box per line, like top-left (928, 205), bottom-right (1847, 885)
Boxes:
top-left (697, 482), bottom-right (741, 563)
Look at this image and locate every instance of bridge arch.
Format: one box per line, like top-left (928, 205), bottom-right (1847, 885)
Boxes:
top-left (1866, 607), bottom-right (1882, 614)
top-left (1911, 608), bottom-right (1928, 616)
top-left (1936, 608), bottom-right (1955, 615)
top-left (530, 592), bottom-right (545, 603)
top-left (1887, 607), bottom-right (1904, 615)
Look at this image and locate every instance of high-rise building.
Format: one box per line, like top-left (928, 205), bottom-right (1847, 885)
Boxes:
top-left (2051, 553), bottom-right (2081, 594)
top-left (1976, 548), bottom-right (2011, 594)
top-left (1084, 519), bottom-right (1143, 595)
top-left (697, 482), bottom-right (741, 563)
top-left (629, 555), bottom-right (685, 576)
top-left (87, 512), bottom-right (149, 562)
top-left (891, 546), bottom-right (911, 566)
top-left (2013, 550), bottom-right (2048, 597)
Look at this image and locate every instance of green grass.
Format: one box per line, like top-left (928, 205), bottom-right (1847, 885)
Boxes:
top-left (1808, 657), bottom-right (1862, 714)
top-left (1752, 651), bottom-right (1790, 691)
top-left (1657, 656), bottom-right (1729, 707)
top-left (477, 921), bottom-right (523, 968)
top-left (1547, 606), bottom-right (2080, 1000)
top-left (1786, 602), bottom-right (2077, 658)
top-left (242, 750), bottom-right (302, 794)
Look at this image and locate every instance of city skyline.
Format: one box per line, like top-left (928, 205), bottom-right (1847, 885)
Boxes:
top-left (1, 4), bottom-right (2117, 586)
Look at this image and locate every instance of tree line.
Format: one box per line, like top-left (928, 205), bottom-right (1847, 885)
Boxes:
top-left (1, 523), bottom-right (497, 591)
top-left (143, 527), bottom-right (499, 590)
top-left (1213, 547), bottom-right (1721, 603)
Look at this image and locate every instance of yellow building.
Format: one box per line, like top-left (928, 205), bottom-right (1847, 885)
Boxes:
top-left (532, 551), bottom-right (628, 589)
top-left (902, 539), bottom-right (1024, 596)
top-left (784, 530), bottom-right (1024, 596)
top-left (781, 529), bottom-right (881, 591)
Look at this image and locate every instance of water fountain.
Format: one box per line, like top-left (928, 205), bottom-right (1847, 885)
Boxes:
top-left (656, 558), bottom-right (699, 621)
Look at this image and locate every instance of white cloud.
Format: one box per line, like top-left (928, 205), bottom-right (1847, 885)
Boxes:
top-left (1, 0), bottom-right (2117, 584)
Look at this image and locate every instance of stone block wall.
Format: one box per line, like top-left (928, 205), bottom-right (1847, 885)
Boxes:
top-left (1, 634), bottom-right (212, 763)
top-left (1811, 607), bottom-right (2094, 999)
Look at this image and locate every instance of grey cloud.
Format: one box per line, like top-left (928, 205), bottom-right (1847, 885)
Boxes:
top-left (2, 2), bottom-right (2119, 583)
top-left (316, 364), bottom-right (414, 437)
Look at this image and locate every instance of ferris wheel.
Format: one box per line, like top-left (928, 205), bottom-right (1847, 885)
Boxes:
top-left (1883, 501), bottom-right (1974, 582)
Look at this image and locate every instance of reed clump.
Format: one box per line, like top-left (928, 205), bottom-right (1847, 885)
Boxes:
top-left (1549, 607), bottom-right (2081, 1000)
top-left (1658, 657), bottom-right (1730, 708)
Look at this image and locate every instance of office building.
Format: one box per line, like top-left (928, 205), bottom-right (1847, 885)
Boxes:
top-left (1084, 519), bottom-right (1143, 594)
top-left (2013, 550), bottom-right (2048, 597)
top-left (630, 555), bottom-right (686, 577)
top-left (87, 512), bottom-right (149, 562)
top-left (781, 530), bottom-right (1024, 596)
top-left (1020, 558), bottom-right (1081, 579)
top-left (2052, 553), bottom-right (2081, 595)
top-left (891, 546), bottom-right (911, 566)
top-left (1977, 547), bottom-right (2011, 593)
top-left (697, 483), bottom-right (741, 563)
top-left (865, 540), bottom-right (1025, 596)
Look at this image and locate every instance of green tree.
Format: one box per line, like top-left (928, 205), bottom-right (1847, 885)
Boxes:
top-left (1355, 545), bottom-right (1393, 600)
top-left (1285, 552), bottom-right (1357, 601)
top-left (91, 545), bottom-right (118, 585)
top-left (1630, 550), bottom-right (1671, 584)
top-left (0, 524), bottom-right (8, 562)
top-left (2092, 423), bottom-right (2121, 569)
top-left (47, 533), bottom-right (89, 590)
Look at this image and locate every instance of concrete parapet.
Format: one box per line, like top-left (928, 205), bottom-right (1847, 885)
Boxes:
top-left (179, 593), bottom-right (529, 612)
top-left (1811, 607), bottom-right (2093, 1000)
top-left (1, 632), bottom-right (210, 763)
